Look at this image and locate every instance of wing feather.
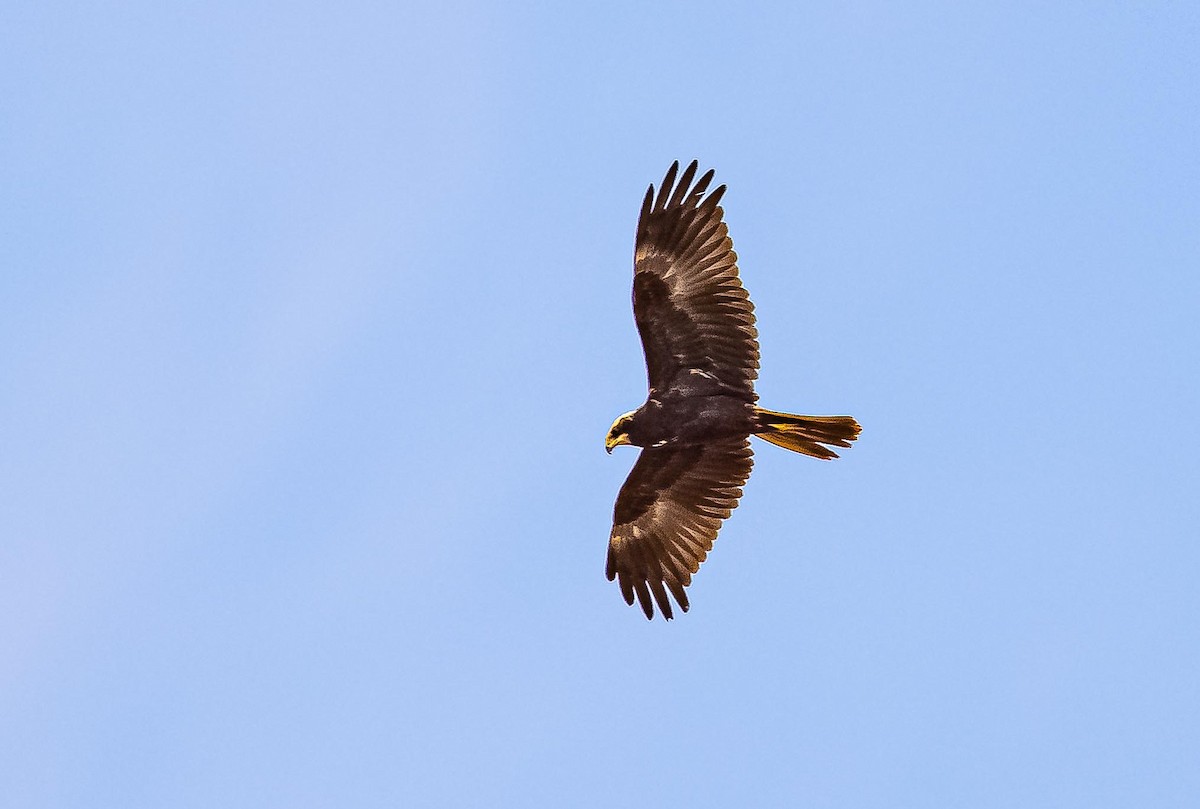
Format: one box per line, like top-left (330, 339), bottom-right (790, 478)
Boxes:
top-left (606, 439), bottom-right (753, 619)
top-left (632, 161), bottom-right (758, 399)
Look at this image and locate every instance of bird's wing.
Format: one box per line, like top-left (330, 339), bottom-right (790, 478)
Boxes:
top-left (607, 438), bottom-right (753, 619)
top-left (633, 160), bottom-right (759, 399)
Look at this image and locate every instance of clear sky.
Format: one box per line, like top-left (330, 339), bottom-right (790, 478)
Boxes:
top-left (3, 2), bottom-right (1198, 806)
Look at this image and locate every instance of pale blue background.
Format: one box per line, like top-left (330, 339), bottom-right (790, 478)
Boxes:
top-left (3, 3), bottom-right (1198, 806)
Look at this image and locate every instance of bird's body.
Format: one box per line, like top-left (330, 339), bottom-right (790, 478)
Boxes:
top-left (604, 161), bottom-right (860, 620)
top-left (615, 392), bottom-right (755, 449)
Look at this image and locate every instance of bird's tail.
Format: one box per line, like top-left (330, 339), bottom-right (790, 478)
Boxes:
top-left (753, 407), bottom-right (861, 460)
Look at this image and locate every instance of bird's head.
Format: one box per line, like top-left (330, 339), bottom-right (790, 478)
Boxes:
top-left (605, 412), bottom-right (635, 454)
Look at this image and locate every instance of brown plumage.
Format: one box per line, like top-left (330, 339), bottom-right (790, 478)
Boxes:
top-left (604, 161), bottom-right (861, 620)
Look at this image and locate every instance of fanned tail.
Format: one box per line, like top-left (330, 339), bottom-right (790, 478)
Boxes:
top-left (753, 407), bottom-right (861, 460)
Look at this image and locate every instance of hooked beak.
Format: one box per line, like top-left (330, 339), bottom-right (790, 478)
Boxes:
top-left (605, 433), bottom-right (630, 454)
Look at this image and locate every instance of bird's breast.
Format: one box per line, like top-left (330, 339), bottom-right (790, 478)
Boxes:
top-left (629, 394), bottom-right (755, 447)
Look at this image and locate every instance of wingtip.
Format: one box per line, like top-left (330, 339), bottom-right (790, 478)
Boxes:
top-left (655, 162), bottom-right (681, 212)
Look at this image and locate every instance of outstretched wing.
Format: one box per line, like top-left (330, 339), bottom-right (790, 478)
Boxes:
top-left (607, 438), bottom-right (753, 619)
top-left (633, 161), bottom-right (759, 400)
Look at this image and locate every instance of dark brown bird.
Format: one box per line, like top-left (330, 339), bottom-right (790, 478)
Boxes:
top-left (605, 160), bottom-right (860, 620)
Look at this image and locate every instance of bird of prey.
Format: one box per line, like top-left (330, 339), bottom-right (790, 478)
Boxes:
top-left (604, 160), bottom-right (861, 620)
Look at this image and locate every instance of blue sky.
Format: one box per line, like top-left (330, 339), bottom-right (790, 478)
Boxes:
top-left (3, 2), bottom-right (1198, 806)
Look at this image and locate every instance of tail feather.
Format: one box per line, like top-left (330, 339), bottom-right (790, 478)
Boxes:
top-left (753, 407), bottom-right (861, 460)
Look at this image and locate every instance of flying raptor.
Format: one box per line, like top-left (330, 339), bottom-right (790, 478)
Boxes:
top-left (604, 160), bottom-right (861, 619)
